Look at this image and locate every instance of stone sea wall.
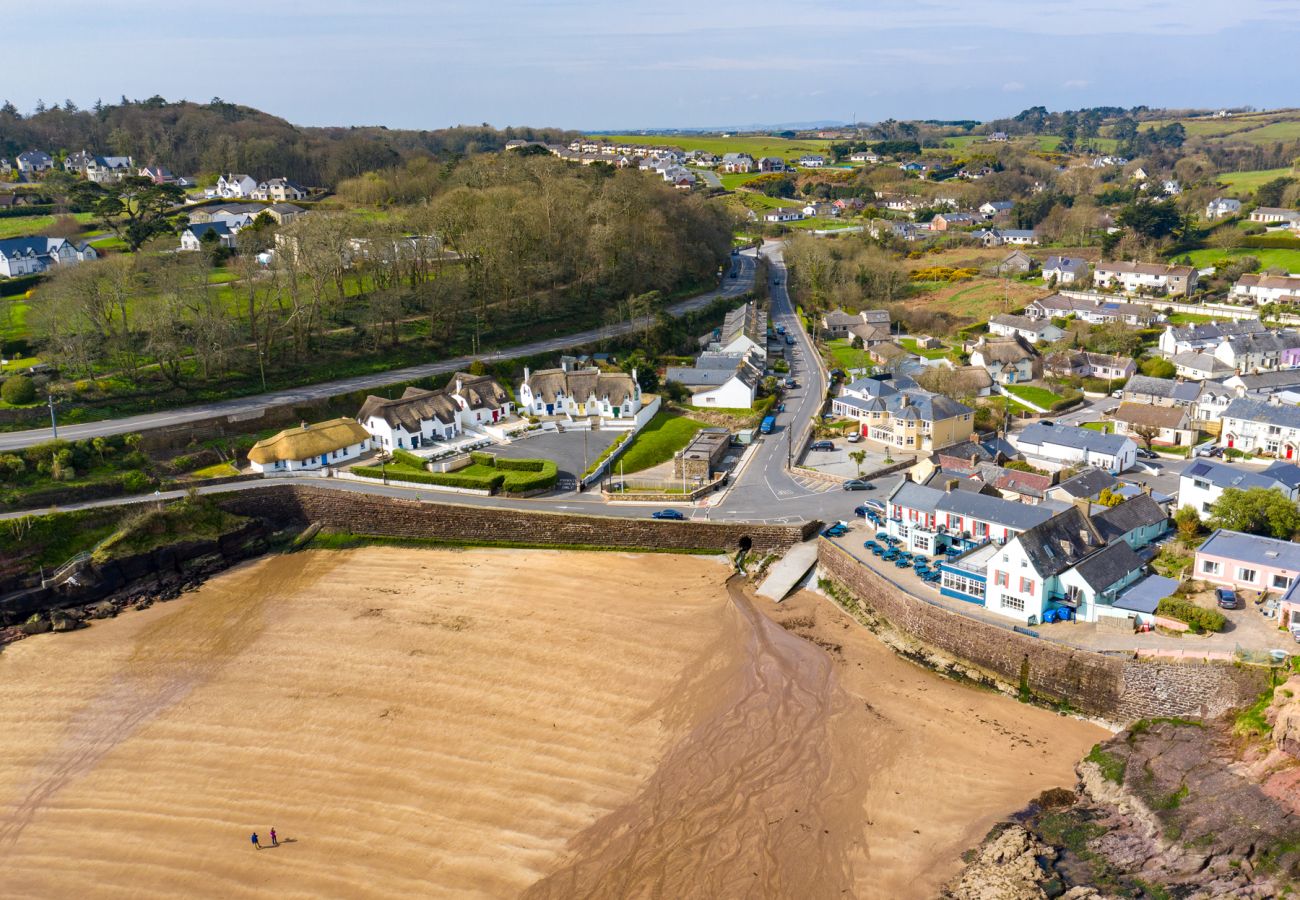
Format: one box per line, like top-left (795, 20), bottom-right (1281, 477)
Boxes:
top-left (817, 540), bottom-right (1269, 724)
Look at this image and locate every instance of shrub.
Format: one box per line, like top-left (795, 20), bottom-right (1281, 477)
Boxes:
top-left (352, 465), bottom-right (504, 491)
top-left (391, 448), bottom-right (426, 469)
top-left (120, 470), bottom-right (154, 493)
top-left (1, 374), bottom-right (37, 405)
top-left (494, 457), bottom-right (545, 472)
top-left (0, 453), bottom-right (24, 481)
top-left (1156, 597), bottom-right (1227, 633)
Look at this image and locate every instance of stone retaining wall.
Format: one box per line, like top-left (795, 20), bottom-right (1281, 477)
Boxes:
top-left (818, 540), bottom-right (1270, 723)
top-left (215, 484), bottom-right (816, 554)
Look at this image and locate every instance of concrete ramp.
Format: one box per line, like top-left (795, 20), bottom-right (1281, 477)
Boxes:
top-left (756, 539), bottom-right (820, 602)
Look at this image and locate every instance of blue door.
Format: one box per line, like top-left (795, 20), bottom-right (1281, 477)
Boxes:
top-left (320, 454), bottom-right (328, 466)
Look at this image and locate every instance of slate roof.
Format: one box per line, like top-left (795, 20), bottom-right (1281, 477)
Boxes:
top-left (1168, 319), bottom-right (1266, 344)
top-left (1114, 574), bottom-right (1180, 614)
top-left (887, 479), bottom-right (945, 511)
top-left (1221, 397), bottom-right (1300, 430)
top-left (990, 314), bottom-right (1055, 335)
top-left (1111, 403), bottom-right (1190, 430)
top-left (934, 489), bottom-right (1057, 531)
top-left (1123, 375), bottom-right (1200, 404)
top-left (1017, 423), bottom-right (1132, 457)
top-left (1182, 459), bottom-right (1300, 493)
top-left (1043, 256), bottom-right (1088, 275)
top-left (1197, 529), bottom-right (1300, 572)
top-left (1072, 540), bottom-right (1146, 593)
top-left (1232, 370), bottom-right (1300, 392)
top-left (1052, 466), bottom-right (1119, 499)
top-left (1170, 350), bottom-right (1233, 377)
top-left (0, 236), bottom-right (70, 258)
top-left (1091, 494), bottom-right (1167, 543)
top-left (824, 309), bottom-right (863, 327)
top-left (1095, 261), bottom-right (1194, 278)
top-left (1015, 507), bottom-right (1104, 578)
top-left (185, 221), bottom-right (231, 239)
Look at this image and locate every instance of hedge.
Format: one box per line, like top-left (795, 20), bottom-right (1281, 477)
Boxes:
top-left (1240, 235), bottom-right (1300, 250)
top-left (352, 465), bottom-right (503, 491)
top-left (0, 204), bottom-right (56, 219)
top-left (499, 460), bottom-right (558, 492)
top-left (0, 274), bottom-right (42, 297)
top-left (1156, 597), bottom-right (1227, 633)
top-left (493, 457), bottom-right (546, 472)
top-left (391, 448), bottom-right (426, 469)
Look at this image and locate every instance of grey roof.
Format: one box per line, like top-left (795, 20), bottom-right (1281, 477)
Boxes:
top-left (1182, 458), bottom-right (1300, 493)
top-left (1168, 319), bottom-right (1266, 344)
top-left (0, 236), bottom-right (68, 258)
top-left (1123, 375), bottom-right (1200, 404)
top-left (888, 479), bottom-right (945, 512)
top-left (1053, 466), bottom-right (1118, 499)
top-left (1072, 540), bottom-right (1145, 593)
top-left (1221, 397), bottom-right (1300, 430)
top-left (984, 201), bottom-right (1014, 211)
top-left (1043, 256), bottom-right (1088, 273)
top-left (1170, 350), bottom-right (1233, 376)
top-left (1197, 529), bottom-right (1300, 572)
top-left (824, 309), bottom-right (862, 327)
top-left (1222, 331), bottom-right (1300, 356)
top-left (1113, 574), bottom-right (1180, 614)
top-left (1091, 494), bottom-right (1167, 543)
top-left (1017, 423), bottom-right (1132, 457)
top-left (665, 367), bottom-right (735, 386)
top-left (1233, 370), bottom-right (1300, 392)
top-left (934, 489), bottom-right (1057, 531)
top-left (1015, 507), bottom-right (1105, 578)
top-left (185, 221), bottom-right (231, 238)
top-left (990, 314), bottom-right (1054, 335)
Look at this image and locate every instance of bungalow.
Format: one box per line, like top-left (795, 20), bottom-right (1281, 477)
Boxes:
top-left (518, 363), bottom-right (641, 421)
top-left (969, 335), bottom-right (1039, 384)
top-left (180, 221), bottom-right (238, 252)
top-left (979, 200), bottom-right (1015, 220)
top-left (988, 132), bottom-right (1009, 142)
top-left (987, 313), bottom-right (1063, 344)
top-left (0, 236), bottom-right (97, 278)
top-left (994, 249), bottom-right (1037, 275)
top-left (720, 153), bottom-right (754, 173)
top-left (848, 322), bottom-right (891, 346)
top-left (15, 150), bottom-right (54, 175)
top-left (1093, 261), bottom-right (1198, 296)
top-left (665, 349), bottom-right (761, 409)
top-left (1109, 402), bottom-right (1196, 447)
top-left (831, 197), bottom-right (866, 213)
top-left (1232, 274), bottom-right (1300, 305)
top-left (798, 154), bottom-right (826, 168)
top-left (931, 212), bottom-right (976, 231)
top-left (247, 417), bottom-right (372, 473)
top-left (1178, 459), bottom-right (1300, 518)
top-left (1195, 529), bottom-right (1300, 597)
top-left (1171, 350), bottom-right (1234, 381)
top-left (1219, 396), bottom-right (1300, 458)
top-left (251, 178), bottom-right (307, 203)
top-left (1041, 256), bottom-right (1089, 285)
top-left (848, 151), bottom-right (880, 164)
top-left (1205, 198), bottom-right (1242, 220)
top-left (1013, 423), bottom-right (1137, 474)
top-left (764, 208), bottom-right (804, 223)
top-left (1249, 208), bottom-right (1300, 227)
top-left (358, 374), bottom-right (514, 450)
top-left (1121, 375), bottom-right (1200, 408)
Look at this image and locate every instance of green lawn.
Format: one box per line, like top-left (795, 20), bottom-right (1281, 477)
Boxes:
top-left (1178, 247), bottom-right (1300, 272)
top-left (1165, 312), bottom-right (1217, 325)
top-left (787, 217), bottom-right (860, 231)
top-left (898, 337), bottom-right (949, 360)
top-left (617, 411), bottom-right (707, 473)
top-left (190, 462), bottom-right (241, 479)
top-left (1002, 384), bottom-right (1063, 408)
top-left (825, 338), bottom-right (875, 371)
top-left (591, 133), bottom-right (834, 161)
top-left (731, 190), bottom-right (800, 211)
top-left (0, 212), bottom-right (97, 241)
top-left (719, 171), bottom-right (764, 190)
top-left (1218, 167), bottom-right (1296, 192)
top-left (1081, 421), bottom-right (1112, 433)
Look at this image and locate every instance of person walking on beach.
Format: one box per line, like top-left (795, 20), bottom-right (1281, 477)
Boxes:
top-left (269, 828), bottom-right (278, 847)
top-left (251, 832), bottom-right (261, 850)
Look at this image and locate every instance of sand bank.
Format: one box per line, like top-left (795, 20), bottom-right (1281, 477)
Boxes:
top-left (0, 548), bottom-right (1105, 898)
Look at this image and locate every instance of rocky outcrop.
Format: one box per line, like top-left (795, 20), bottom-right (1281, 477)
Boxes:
top-left (947, 717), bottom-right (1300, 899)
top-left (1269, 675), bottom-right (1300, 760)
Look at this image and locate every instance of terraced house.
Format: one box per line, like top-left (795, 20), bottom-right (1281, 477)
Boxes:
top-left (1093, 261), bottom-right (1197, 296)
top-left (1219, 396), bottom-right (1300, 458)
top-left (358, 374), bottom-right (514, 450)
top-left (518, 363), bottom-right (641, 422)
top-left (0, 236), bottom-right (98, 277)
top-left (830, 375), bottom-right (974, 453)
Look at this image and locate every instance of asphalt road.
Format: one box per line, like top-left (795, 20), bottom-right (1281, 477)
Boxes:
top-left (0, 254), bottom-right (757, 453)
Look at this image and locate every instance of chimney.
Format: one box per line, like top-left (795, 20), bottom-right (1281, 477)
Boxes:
top-left (946, 479), bottom-right (960, 493)
top-left (523, 366), bottom-right (530, 383)
top-left (1142, 484), bottom-right (1152, 496)
top-left (1072, 496), bottom-right (1092, 519)
top-left (970, 453), bottom-right (979, 467)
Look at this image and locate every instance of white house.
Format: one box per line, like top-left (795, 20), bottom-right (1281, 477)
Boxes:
top-left (711, 301), bottom-right (769, 360)
top-left (85, 156), bottom-right (134, 184)
top-left (1093, 261), bottom-right (1198, 296)
top-left (518, 363), bottom-right (641, 421)
top-left (798, 154), bottom-right (826, 168)
top-left (0, 236), bottom-right (97, 278)
top-left (1250, 208), bottom-right (1300, 227)
top-left (1213, 331), bottom-right (1300, 373)
top-left (665, 350), bottom-right (761, 408)
top-left (15, 150), bottom-right (54, 175)
top-left (1220, 396), bottom-right (1300, 458)
top-left (357, 374), bottom-right (514, 450)
top-left (720, 153), bottom-right (754, 173)
top-left (1013, 422), bottom-right (1137, 474)
top-left (213, 173), bottom-right (259, 199)
top-left (1178, 458), bottom-right (1300, 519)
top-left (251, 178), bottom-right (307, 202)
top-left (987, 314), bottom-right (1063, 344)
top-left (969, 335), bottom-right (1039, 384)
top-left (979, 200), bottom-right (1015, 219)
top-left (247, 417), bottom-right (372, 473)
top-left (1041, 256), bottom-right (1089, 285)
top-left (1158, 319), bottom-right (1267, 357)
top-left (1232, 274), bottom-right (1300, 305)
top-left (180, 221), bottom-right (238, 251)
top-left (764, 208), bottom-right (804, 223)
top-left (1205, 198), bottom-right (1242, 220)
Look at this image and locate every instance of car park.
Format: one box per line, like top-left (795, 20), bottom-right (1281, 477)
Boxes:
top-left (651, 509), bottom-right (685, 521)
top-left (1215, 587), bottom-right (1238, 610)
top-left (842, 479), bottom-right (871, 491)
top-left (810, 439), bottom-right (835, 451)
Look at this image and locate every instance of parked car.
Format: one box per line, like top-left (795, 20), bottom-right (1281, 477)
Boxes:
top-left (1215, 587), bottom-right (1238, 610)
top-left (1136, 448), bottom-right (1158, 460)
top-left (842, 479), bottom-right (872, 491)
top-left (846, 432), bottom-right (862, 443)
top-left (856, 499), bottom-right (885, 515)
top-left (1209, 446), bottom-right (1225, 458)
top-left (810, 440), bottom-right (834, 451)
top-left (784, 377), bottom-right (797, 388)
top-left (651, 509), bottom-right (685, 521)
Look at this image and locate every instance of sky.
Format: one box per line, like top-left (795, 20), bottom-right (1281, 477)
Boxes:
top-left (9, 0), bottom-right (1300, 131)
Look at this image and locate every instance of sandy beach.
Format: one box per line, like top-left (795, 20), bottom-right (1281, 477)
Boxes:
top-left (0, 547), bottom-right (1105, 898)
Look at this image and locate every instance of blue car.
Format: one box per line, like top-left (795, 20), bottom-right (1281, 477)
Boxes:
top-left (651, 509), bottom-right (685, 521)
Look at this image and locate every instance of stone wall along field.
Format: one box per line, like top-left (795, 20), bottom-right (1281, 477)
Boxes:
top-left (817, 540), bottom-right (1269, 724)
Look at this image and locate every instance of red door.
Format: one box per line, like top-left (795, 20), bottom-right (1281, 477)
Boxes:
top-left (1288, 445), bottom-right (1294, 460)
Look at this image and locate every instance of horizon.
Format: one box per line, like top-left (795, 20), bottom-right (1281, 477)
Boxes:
top-left (6, 1), bottom-right (1299, 132)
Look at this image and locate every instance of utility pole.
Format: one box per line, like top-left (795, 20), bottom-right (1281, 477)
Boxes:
top-left (257, 349), bottom-right (267, 392)
top-left (47, 393), bottom-right (58, 441)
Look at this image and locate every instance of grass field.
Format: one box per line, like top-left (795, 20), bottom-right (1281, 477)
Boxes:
top-left (1178, 247), bottom-right (1300, 272)
top-left (592, 133), bottom-right (834, 161)
top-left (190, 462), bottom-right (241, 479)
top-left (1002, 384), bottom-right (1063, 409)
top-left (719, 171), bottom-right (765, 191)
top-left (825, 338), bottom-right (876, 371)
top-left (1081, 421), bottom-right (1112, 433)
top-left (1217, 167), bottom-right (1296, 192)
top-left (1142, 111), bottom-right (1300, 145)
top-left (898, 337), bottom-right (949, 359)
top-left (616, 410), bottom-right (707, 473)
top-left (904, 278), bottom-right (1047, 328)
top-left (1165, 312), bottom-right (1218, 326)
top-left (0, 212), bottom-right (97, 241)
top-left (728, 190), bottom-right (800, 212)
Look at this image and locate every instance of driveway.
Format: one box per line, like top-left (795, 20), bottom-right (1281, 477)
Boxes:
top-left (491, 429), bottom-right (620, 490)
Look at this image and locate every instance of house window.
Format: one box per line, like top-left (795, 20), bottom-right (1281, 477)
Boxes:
top-left (995, 570), bottom-right (1009, 587)
top-left (913, 535), bottom-right (930, 553)
top-left (1192, 479), bottom-right (1210, 490)
top-left (1237, 567), bottom-right (1257, 583)
top-left (1272, 574), bottom-right (1292, 590)
top-left (941, 572), bottom-right (985, 600)
top-left (1002, 595), bottom-right (1026, 612)
top-left (1201, 559), bottom-right (1220, 576)
top-left (1019, 577), bottom-right (1035, 594)
top-left (1202, 502), bottom-right (1213, 514)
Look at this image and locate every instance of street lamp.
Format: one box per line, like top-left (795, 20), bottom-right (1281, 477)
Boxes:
top-left (47, 393), bottom-right (59, 441)
top-left (257, 349), bottom-right (267, 392)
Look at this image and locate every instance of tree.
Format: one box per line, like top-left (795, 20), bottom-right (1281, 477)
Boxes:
top-left (1, 374), bottom-right (36, 405)
top-left (849, 449), bottom-right (867, 477)
top-left (1209, 487), bottom-right (1300, 539)
top-left (1174, 505), bottom-right (1202, 543)
top-left (1139, 356), bottom-right (1176, 378)
top-left (74, 176), bottom-right (188, 251)
top-left (1130, 424), bottom-right (1161, 451)
top-left (1096, 487), bottom-right (1125, 507)
top-left (1255, 177), bottom-right (1295, 209)
top-left (1117, 199), bottom-right (1182, 241)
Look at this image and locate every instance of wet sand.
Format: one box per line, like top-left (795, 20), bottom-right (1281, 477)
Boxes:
top-left (0, 548), bottom-right (1105, 898)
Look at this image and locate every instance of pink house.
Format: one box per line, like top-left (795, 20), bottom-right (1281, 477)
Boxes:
top-left (1194, 530), bottom-right (1300, 610)
top-left (1282, 346), bottom-right (1300, 369)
